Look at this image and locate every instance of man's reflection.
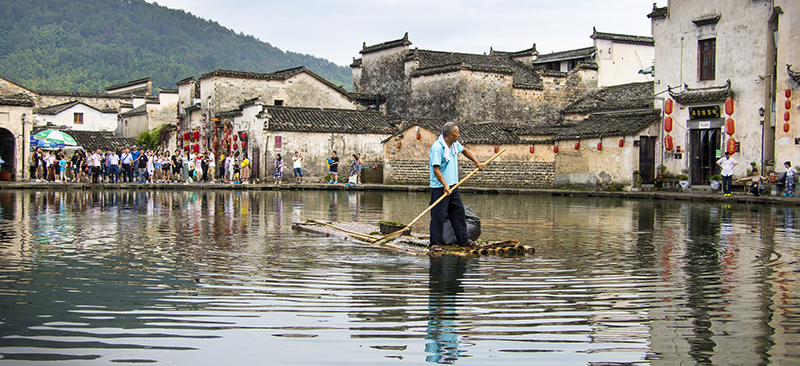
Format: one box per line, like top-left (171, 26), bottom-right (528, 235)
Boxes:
top-left (426, 255), bottom-right (469, 363)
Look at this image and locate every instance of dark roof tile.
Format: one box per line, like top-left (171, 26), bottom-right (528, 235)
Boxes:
top-left (260, 106), bottom-right (395, 134)
top-left (32, 127), bottom-right (136, 152)
top-left (533, 47), bottom-right (595, 64)
top-left (563, 81), bottom-right (654, 113)
top-left (591, 29), bottom-right (654, 46)
top-left (647, 4), bottom-right (668, 19)
top-left (360, 32), bottom-right (412, 54)
top-left (35, 90), bottom-right (130, 99)
top-left (788, 64), bottom-right (800, 85)
top-left (553, 110), bottom-right (661, 139)
top-left (106, 77), bottom-right (151, 92)
top-left (669, 80), bottom-right (734, 105)
top-left (0, 93), bottom-right (35, 107)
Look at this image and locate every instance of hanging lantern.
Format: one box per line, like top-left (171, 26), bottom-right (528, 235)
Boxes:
top-left (213, 142), bottom-right (218, 149)
top-left (233, 134), bottom-right (238, 142)
top-left (193, 130), bottom-right (200, 140)
top-left (529, 146), bottom-right (535, 154)
top-left (664, 116), bottom-right (673, 133)
top-left (574, 141), bottom-right (580, 150)
top-left (664, 98), bottom-right (674, 115)
top-left (724, 97), bottom-right (734, 115)
top-left (554, 145), bottom-right (559, 154)
top-left (193, 143), bottom-right (200, 153)
top-left (726, 138), bottom-right (736, 155)
top-left (725, 118), bottom-right (735, 136)
top-left (784, 122), bottom-right (791, 133)
top-left (242, 141), bottom-right (247, 149)
top-left (786, 100), bottom-right (792, 110)
top-left (786, 89), bottom-right (792, 98)
top-left (233, 143), bottom-right (239, 150)
top-left (785, 111), bottom-right (791, 121)
top-left (183, 145), bottom-right (190, 151)
top-left (183, 132), bottom-right (190, 140)
top-left (618, 138), bottom-right (624, 148)
top-left (494, 146), bottom-right (499, 153)
top-left (664, 135), bottom-right (674, 151)
top-left (416, 132), bottom-right (421, 140)
top-left (597, 141), bottom-right (603, 151)
top-left (241, 131), bottom-right (247, 140)
top-left (177, 125), bottom-right (181, 132)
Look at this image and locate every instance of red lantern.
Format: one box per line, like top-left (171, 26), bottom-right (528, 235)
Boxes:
top-left (724, 97), bottom-right (734, 115)
top-left (193, 130), bottom-right (200, 140)
top-left (193, 143), bottom-right (200, 153)
top-left (241, 131), bottom-right (247, 140)
top-left (494, 146), bottom-right (499, 153)
top-left (554, 145), bottom-right (559, 154)
top-left (664, 135), bottom-right (674, 151)
top-left (786, 100), bottom-right (792, 110)
top-left (619, 138), bottom-right (624, 148)
top-left (183, 132), bottom-right (190, 140)
top-left (784, 122), bottom-right (791, 133)
top-left (786, 89), bottom-right (792, 98)
top-left (664, 99), bottom-right (674, 115)
top-left (664, 116), bottom-right (673, 133)
top-left (213, 142), bottom-right (218, 149)
top-left (574, 141), bottom-right (580, 150)
top-left (529, 146), bottom-right (535, 154)
top-left (242, 141), bottom-right (247, 149)
top-left (726, 138), bottom-right (736, 155)
top-left (233, 143), bottom-right (238, 150)
top-left (233, 134), bottom-right (238, 142)
top-left (183, 145), bottom-right (190, 150)
top-left (725, 118), bottom-right (735, 136)
top-left (416, 132), bottom-right (421, 140)
top-left (597, 141), bottom-right (603, 151)
top-left (785, 111), bottom-right (791, 121)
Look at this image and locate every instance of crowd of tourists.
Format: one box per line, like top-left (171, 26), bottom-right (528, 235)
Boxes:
top-left (29, 147), bottom-right (252, 184)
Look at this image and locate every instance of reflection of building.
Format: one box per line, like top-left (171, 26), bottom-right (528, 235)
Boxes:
top-left (650, 0), bottom-right (800, 184)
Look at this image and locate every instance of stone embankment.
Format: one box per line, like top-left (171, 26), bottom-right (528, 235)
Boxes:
top-left (2, 181), bottom-right (799, 206)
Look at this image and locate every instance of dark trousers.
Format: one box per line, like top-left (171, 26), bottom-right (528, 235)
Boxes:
top-left (722, 175), bottom-right (733, 194)
top-left (108, 165), bottom-right (119, 183)
top-left (92, 166), bottom-right (100, 183)
top-left (429, 187), bottom-right (468, 246)
top-left (122, 164), bottom-right (133, 182)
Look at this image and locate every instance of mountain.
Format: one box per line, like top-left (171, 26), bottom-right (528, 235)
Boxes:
top-left (0, 0), bottom-right (353, 93)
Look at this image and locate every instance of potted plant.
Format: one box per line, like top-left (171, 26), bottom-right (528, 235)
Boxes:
top-left (679, 169), bottom-right (690, 189)
top-left (657, 164), bottom-right (667, 179)
top-left (709, 174), bottom-right (722, 190)
top-left (632, 170), bottom-right (642, 188)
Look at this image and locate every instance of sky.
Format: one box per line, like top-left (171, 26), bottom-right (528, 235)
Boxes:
top-left (149, 0), bottom-right (657, 67)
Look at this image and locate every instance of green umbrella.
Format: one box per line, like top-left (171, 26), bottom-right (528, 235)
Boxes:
top-left (33, 130), bottom-right (78, 146)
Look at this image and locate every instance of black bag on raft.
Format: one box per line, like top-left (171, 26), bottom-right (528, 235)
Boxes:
top-left (442, 205), bottom-right (481, 244)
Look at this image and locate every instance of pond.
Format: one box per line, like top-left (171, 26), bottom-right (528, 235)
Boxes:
top-left (0, 189), bottom-right (799, 365)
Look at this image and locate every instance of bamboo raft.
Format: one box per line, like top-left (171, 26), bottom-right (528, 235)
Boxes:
top-left (292, 219), bottom-right (534, 257)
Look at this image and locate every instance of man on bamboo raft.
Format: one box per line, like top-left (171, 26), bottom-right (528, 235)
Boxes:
top-left (429, 122), bottom-right (484, 251)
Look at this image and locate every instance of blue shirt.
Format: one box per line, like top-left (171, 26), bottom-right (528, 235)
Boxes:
top-left (429, 138), bottom-right (463, 188)
top-left (131, 151), bottom-right (141, 163)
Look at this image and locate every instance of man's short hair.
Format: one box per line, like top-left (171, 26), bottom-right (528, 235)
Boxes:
top-left (442, 122), bottom-right (458, 136)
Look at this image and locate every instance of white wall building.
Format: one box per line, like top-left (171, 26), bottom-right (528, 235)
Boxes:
top-left (35, 101), bottom-right (118, 132)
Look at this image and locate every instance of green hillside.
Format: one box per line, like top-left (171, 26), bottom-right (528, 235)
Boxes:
top-left (0, 0), bottom-right (353, 92)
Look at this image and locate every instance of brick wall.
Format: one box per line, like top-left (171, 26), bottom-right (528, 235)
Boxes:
top-left (385, 159), bottom-right (555, 188)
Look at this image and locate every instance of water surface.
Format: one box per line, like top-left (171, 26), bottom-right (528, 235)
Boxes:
top-left (1, 190), bottom-right (799, 365)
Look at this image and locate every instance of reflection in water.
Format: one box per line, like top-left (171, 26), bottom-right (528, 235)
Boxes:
top-left (426, 256), bottom-right (469, 363)
top-left (1, 190), bottom-right (800, 364)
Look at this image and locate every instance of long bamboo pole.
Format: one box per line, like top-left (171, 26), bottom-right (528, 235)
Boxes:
top-left (372, 149), bottom-right (506, 244)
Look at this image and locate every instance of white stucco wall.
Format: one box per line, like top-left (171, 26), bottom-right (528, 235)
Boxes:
top-left (595, 39), bottom-right (655, 86)
top-left (37, 104), bottom-right (117, 132)
top-left (774, 0), bottom-right (800, 168)
top-left (652, 0), bottom-right (774, 179)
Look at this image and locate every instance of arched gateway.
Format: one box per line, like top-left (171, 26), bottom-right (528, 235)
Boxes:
top-left (0, 128), bottom-right (16, 181)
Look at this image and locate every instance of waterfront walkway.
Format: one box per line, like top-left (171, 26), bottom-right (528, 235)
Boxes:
top-left (2, 181), bottom-right (799, 206)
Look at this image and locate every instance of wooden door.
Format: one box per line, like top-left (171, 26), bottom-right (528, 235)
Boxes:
top-left (639, 136), bottom-right (656, 184)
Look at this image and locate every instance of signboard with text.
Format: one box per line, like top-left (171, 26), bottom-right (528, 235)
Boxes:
top-left (689, 105), bottom-right (721, 120)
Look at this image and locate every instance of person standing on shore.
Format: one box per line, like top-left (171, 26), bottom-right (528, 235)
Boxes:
top-left (328, 151), bottom-right (339, 184)
top-left (120, 148), bottom-right (133, 182)
top-left (207, 149), bottom-right (216, 183)
top-left (429, 122), bottom-right (483, 249)
top-left (90, 149), bottom-right (102, 183)
top-left (107, 149), bottom-right (120, 183)
top-left (716, 151), bottom-right (738, 196)
top-left (292, 151), bottom-right (303, 184)
top-left (783, 161), bottom-right (796, 197)
top-left (274, 153), bottom-right (284, 184)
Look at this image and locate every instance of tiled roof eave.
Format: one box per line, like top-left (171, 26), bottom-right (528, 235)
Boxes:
top-left (669, 80), bottom-right (734, 105)
top-left (788, 64), bottom-right (800, 85)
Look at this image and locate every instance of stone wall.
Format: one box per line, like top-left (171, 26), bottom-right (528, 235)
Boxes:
top-left (384, 159), bottom-right (555, 188)
top-left (36, 93), bottom-right (129, 112)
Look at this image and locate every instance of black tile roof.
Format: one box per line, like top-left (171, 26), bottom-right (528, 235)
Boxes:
top-left (407, 49), bottom-right (543, 89)
top-left (350, 58), bottom-right (362, 68)
top-left (32, 126), bottom-right (136, 152)
top-left (390, 118), bottom-right (523, 145)
top-left (788, 64), bottom-right (800, 85)
top-left (200, 66), bottom-right (306, 81)
top-left (158, 87), bottom-right (178, 94)
top-left (119, 104), bottom-right (147, 117)
top-left (591, 28), bottom-right (654, 46)
top-left (669, 80), bottom-right (734, 105)
top-left (176, 77), bottom-right (195, 86)
top-left (552, 110), bottom-right (661, 140)
top-left (692, 14), bottom-right (721, 26)
top-left (35, 100), bottom-right (101, 115)
top-left (348, 92), bottom-right (385, 103)
top-left (533, 47), bottom-right (595, 64)
top-left (35, 90), bottom-right (131, 99)
top-left (0, 93), bottom-right (35, 107)
top-left (360, 32), bottom-right (412, 55)
top-left (106, 77), bottom-right (151, 92)
top-left (563, 81), bottom-right (654, 114)
top-left (647, 4), bottom-right (668, 19)
top-left (260, 106), bottom-right (396, 134)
